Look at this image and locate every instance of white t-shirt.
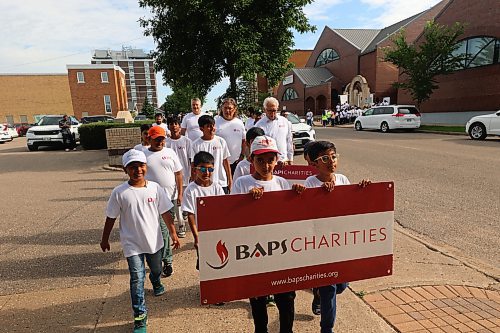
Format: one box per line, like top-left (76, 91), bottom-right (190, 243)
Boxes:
top-left (215, 116), bottom-right (246, 164)
top-left (133, 143), bottom-right (150, 152)
top-left (232, 174), bottom-right (291, 194)
top-left (191, 136), bottom-right (231, 187)
top-left (181, 181), bottom-right (225, 219)
top-left (181, 112), bottom-right (204, 141)
top-left (255, 115), bottom-right (293, 162)
top-left (144, 148), bottom-right (183, 199)
top-left (152, 122), bottom-right (171, 136)
top-left (304, 174), bottom-right (350, 188)
top-left (233, 159), bottom-right (251, 183)
top-left (245, 118), bottom-right (255, 131)
top-left (165, 136), bottom-right (192, 187)
top-left (106, 181), bottom-right (172, 257)
top-left (306, 111), bottom-right (313, 120)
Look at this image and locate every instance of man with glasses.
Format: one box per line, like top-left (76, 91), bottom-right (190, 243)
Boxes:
top-left (255, 97), bottom-right (294, 165)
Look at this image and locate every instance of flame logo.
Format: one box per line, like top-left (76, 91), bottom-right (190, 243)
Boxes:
top-left (206, 240), bottom-right (229, 270)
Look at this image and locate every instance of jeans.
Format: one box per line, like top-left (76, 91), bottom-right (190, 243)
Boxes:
top-left (126, 250), bottom-right (163, 317)
top-left (62, 132), bottom-right (76, 149)
top-left (319, 283), bottom-right (348, 333)
top-left (250, 291), bottom-right (296, 333)
top-left (159, 216), bottom-right (172, 264)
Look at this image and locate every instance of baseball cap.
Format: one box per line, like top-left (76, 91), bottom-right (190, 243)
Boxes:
top-left (148, 126), bottom-right (166, 139)
top-left (250, 135), bottom-right (280, 155)
top-left (122, 149), bottom-right (147, 167)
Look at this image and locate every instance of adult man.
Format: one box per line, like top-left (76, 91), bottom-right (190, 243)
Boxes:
top-left (152, 113), bottom-right (170, 136)
top-left (181, 98), bottom-right (204, 141)
top-left (215, 98), bottom-right (246, 174)
top-left (255, 97), bottom-right (293, 164)
top-left (306, 109), bottom-right (313, 126)
top-left (58, 114), bottom-right (76, 151)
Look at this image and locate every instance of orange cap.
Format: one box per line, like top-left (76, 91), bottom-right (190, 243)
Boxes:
top-left (148, 126), bottom-right (166, 139)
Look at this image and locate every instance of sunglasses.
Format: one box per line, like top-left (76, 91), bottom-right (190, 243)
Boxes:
top-left (195, 166), bottom-right (215, 173)
top-left (314, 153), bottom-right (339, 163)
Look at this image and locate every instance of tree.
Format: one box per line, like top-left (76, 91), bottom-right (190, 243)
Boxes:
top-left (139, 0), bottom-right (315, 99)
top-left (141, 97), bottom-right (155, 118)
top-left (162, 85), bottom-right (205, 116)
top-left (383, 20), bottom-right (466, 107)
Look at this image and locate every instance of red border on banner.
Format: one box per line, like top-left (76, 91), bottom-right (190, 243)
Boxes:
top-left (200, 255), bottom-right (393, 304)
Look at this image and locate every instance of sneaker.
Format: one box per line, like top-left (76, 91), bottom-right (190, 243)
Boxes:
top-left (182, 212), bottom-right (188, 220)
top-left (65, 148), bottom-right (70, 152)
top-left (178, 226), bottom-right (186, 238)
top-left (162, 263), bottom-right (173, 277)
top-left (266, 295), bottom-right (276, 308)
top-left (153, 282), bottom-right (165, 296)
top-left (312, 288), bottom-right (321, 315)
top-left (72, 147), bottom-right (77, 151)
top-left (133, 313), bottom-right (147, 332)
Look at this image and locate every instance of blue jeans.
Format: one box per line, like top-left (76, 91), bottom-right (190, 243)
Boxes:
top-left (126, 250), bottom-right (163, 317)
top-left (319, 283), bottom-right (348, 333)
top-left (159, 215), bottom-right (172, 264)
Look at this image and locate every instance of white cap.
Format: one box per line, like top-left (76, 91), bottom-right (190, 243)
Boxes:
top-left (122, 149), bottom-right (147, 167)
top-left (250, 135), bottom-right (280, 155)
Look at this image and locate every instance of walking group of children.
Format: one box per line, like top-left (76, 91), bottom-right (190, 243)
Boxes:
top-left (100, 111), bottom-right (370, 333)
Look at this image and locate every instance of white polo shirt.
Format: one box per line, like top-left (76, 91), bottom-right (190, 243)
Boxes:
top-left (215, 116), bottom-right (245, 164)
top-left (165, 136), bottom-right (193, 187)
top-left (255, 115), bottom-right (293, 161)
top-left (144, 147), bottom-right (183, 199)
top-left (181, 112), bottom-right (204, 141)
top-left (191, 135), bottom-right (231, 187)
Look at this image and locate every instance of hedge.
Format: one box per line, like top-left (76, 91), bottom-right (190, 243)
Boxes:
top-left (79, 121), bottom-right (153, 150)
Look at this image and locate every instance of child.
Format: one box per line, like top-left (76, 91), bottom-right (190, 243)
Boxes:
top-left (100, 149), bottom-right (180, 333)
top-left (166, 116), bottom-right (193, 238)
top-left (231, 135), bottom-right (305, 333)
top-left (191, 114), bottom-right (232, 193)
top-left (133, 124), bottom-right (151, 151)
top-left (232, 127), bottom-right (265, 183)
top-left (305, 140), bottom-right (370, 333)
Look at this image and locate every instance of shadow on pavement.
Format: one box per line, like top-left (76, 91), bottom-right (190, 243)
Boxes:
top-left (0, 228), bottom-right (115, 246)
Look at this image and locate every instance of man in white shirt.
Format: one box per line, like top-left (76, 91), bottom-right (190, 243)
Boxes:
top-left (181, 98), bottom-right (204, 141)
top-left (152, 113), bottom-right (170, 136)
top-left (255, 97), bottom-right (294, 164)
top-left (306, 109), bottom-right (313, 126)
top-left (215, 97), bottom-right (246, 174)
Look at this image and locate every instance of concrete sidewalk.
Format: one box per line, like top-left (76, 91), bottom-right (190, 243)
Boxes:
top-left (1, 221), bottom-right (497, 333)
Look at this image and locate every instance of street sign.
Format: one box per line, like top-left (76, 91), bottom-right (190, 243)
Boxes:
top-left (197, 181), bottom-right (394, 305)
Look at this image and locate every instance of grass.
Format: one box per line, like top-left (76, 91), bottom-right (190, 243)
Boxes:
top-left (353, 290), bottom-right (367, 298)
top-left (419, 125), bottom-right (465, 133)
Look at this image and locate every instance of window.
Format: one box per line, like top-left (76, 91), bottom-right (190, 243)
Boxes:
top-left (453, 36), bottom-right (499, 70)
top-left (82, 112), bottom-right (89, 117)
top-left (6, 115), bottom-right (14, 124)
top-left (20, 115), bottom-right (28, 123)
top-left (101, 72), bottom-right (109, 83)
top-left (104, 95), bottom-right (112, 114)
top-left (282, 88), bottom-right (298, 101)
top-left (315, 48), bottom-right (340, 67)
top-left (77, 72), bottom-right (85, 83)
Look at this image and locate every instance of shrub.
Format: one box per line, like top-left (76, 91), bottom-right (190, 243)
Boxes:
top-left (79, 121), bottom-right (153, 150)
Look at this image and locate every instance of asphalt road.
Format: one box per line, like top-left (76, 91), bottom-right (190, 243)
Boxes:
top-left (314, 126), bottom-right (500, 271)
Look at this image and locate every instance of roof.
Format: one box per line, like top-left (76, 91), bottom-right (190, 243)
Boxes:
top-left (292, 68), bottom-right (336, 86)
top-left (330, 29), bottom-right (380, 51)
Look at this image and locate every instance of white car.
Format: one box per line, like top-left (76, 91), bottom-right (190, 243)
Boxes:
top-left (465, 110), bottom-right (500, 140)
top-left (3, 124), bottom-right (18, 138)
top-left (286, 113), bottom-right (316, 149)
top-left (354, 105), bottom-right (421, 132)
top-left (0, 124), bottom-right (13, 143)
top-left (26, 115), bottom-right (81, 151)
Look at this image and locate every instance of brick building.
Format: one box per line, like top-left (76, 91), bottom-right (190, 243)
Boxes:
top-left (0, 73), bottom-right (73, 124)
top-left (67, 64), bottom-right (128, 119)
top-left (91, 48), bottom-right (157, 112)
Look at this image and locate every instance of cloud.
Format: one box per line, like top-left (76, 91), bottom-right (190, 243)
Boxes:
top-left (303, 0), bottom-right (345, 22)
top-left (359, 0), bottom-right (443, 27)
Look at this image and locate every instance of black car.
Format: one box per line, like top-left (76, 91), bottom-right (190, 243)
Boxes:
top-left (81, 115), bottom-right (115, 124)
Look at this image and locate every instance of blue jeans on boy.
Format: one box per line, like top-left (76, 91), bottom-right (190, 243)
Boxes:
top-left (159, 216), bottom-right (172, 265)
top-left (319, 283), bottom-right (348, 333)
top-left (126, 249), bottom-right (163, 317)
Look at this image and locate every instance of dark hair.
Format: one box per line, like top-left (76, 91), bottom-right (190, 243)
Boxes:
top-left (246, 127), bottom-right (265, 142)
top-left (193, 151), bottom-right (215, 166)
top-left (198, 114), bottom-right (215, 127)
top-left (307, 141), bottom-right (336, 161)
top-left (303, 140), bottom-right (315, 159)
top-left (247, 106), bottom-right (255, 115)
top-left (155, 113), bottom-right (163, 118)
top-left (140, 124), bottom-right (151, 133)
top-left (166, 116), bottom-right (179, 126)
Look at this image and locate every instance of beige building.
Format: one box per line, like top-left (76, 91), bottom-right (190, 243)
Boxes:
top-left (0, 73), bottom-right (73, 124)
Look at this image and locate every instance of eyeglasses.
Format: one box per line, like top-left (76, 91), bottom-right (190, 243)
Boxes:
top-left (195, 166), bottom-right (215, 173)
top-left (314, 153), bottom-right (339, 163)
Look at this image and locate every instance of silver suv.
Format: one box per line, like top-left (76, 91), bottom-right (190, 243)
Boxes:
top-left (26, 115), bottom-right (81, 151)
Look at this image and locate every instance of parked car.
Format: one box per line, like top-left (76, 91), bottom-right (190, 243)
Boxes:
top-left (465, 110), bottom-right (500, 140)
top-left (2, 123), bottom-right (19, 138)
top-left (134, 114), bottom-right (147, 121)
top-left (81, 115), bottom-right (115, 124)
top-left (354, 105), bottom-right (421, 132)
top-left (14, 123), bottom-right (32, 136)
top-left (26, 115), bottom-right (81, 151)
top-left (0, 124), bottom-right (13, 143)
top-left (285, 113), bottom-right (316, 150)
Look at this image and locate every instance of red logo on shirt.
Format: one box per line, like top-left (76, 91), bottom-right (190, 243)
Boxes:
top-left (148, 198), bottom-right (155, 203)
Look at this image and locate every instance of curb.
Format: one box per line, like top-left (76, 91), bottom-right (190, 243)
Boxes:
top-left (102, 165), bottom-right (122, 172)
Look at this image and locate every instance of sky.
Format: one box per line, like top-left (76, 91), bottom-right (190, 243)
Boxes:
top-left (0, 0), bottom-right (441, 111)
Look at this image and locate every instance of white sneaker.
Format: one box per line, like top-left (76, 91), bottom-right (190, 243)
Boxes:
top-left (65, 148), bottom-right (70, 152)
top-left (178, 226), bottom-right (186, 238)
top-left (72, 148), bottom-right (77, 151)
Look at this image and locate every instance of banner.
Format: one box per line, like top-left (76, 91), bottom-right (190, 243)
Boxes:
top-left (249, 164), bottom-right (318, 184)
top-left (197, 181), bottom-right (394, 304)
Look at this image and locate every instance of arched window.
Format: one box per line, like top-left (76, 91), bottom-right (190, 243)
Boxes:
top-left (315, 48), bottom-right (340, 67)
top-left (452, 36), bottom-right (500, 70)
top-left (282, 88), bottom-right (299, 101)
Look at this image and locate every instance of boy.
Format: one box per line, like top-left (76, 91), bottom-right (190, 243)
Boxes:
top-left (191, 115), bottom-right (232, 193)
top-left (305, 140), bottom-right (370, 333)
top-left (133, 124), bottom-right (151, 151)
top-left (166, 116), bottom-right (193, 238)
top-left (100, 149), bottom-right (180, 333)
top-left (232, 135), bottom-right (305, 333)
top-left (143, 126), bottom-right (184, 277)
top-left (181, 151), bottom-right (225, 269)
top-left (232, 127), bottom-right (265, 182)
